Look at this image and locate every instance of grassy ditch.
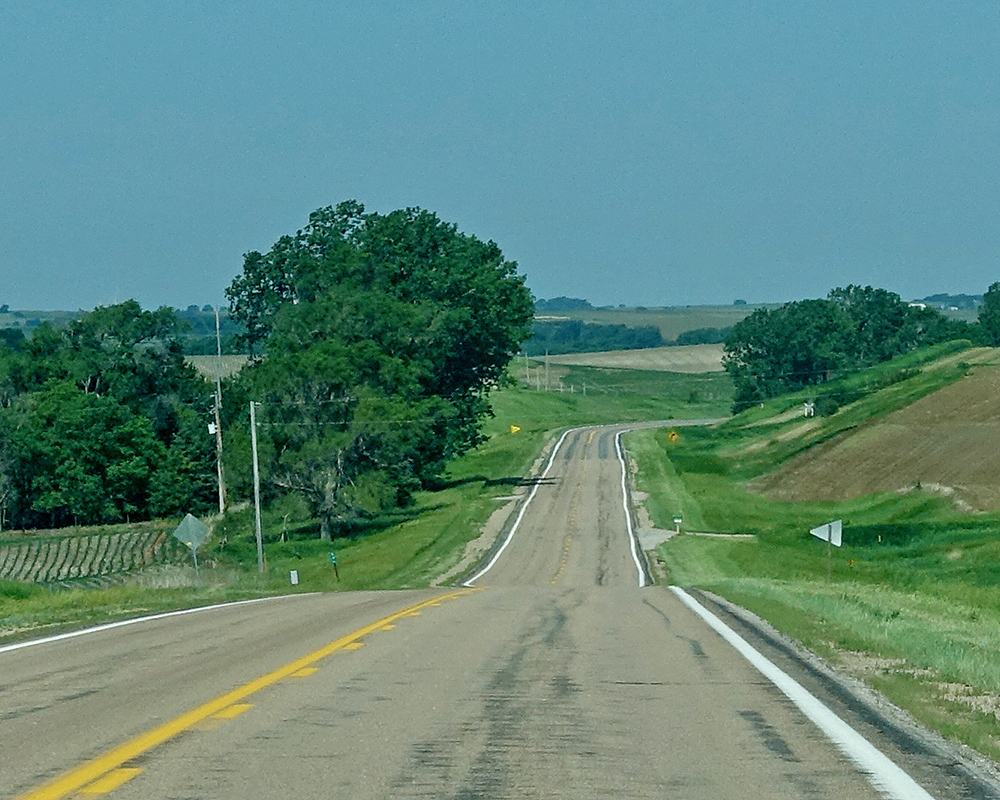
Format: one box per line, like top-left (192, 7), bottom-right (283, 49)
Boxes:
top-left (629, 344), bottom-right (1000, 761)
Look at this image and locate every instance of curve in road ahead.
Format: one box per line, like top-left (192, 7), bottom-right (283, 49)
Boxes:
top-left (3, 422), bottom-right (989, 799)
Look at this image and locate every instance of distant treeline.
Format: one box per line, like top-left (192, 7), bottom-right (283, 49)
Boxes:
top-left (723, 285), bottom-right (987, 413)
top-left (0, 305), bottom-right (247, 355)
top-left (918, 293), bottom-right (980, 310)
top-left (524, 320), bottom-right (731, 355)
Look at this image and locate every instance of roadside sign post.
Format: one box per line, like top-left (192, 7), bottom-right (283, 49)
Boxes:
top-left (809, 520), bottom-right (843, 580)
top-left (673, 515), bottom-right (683, 535)
top-left (329, 551), bottom-right (339, 581)
top-left (173, 514), bottom-right (209, 583)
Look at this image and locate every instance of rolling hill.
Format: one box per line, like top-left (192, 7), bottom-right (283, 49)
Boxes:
top-left (750, 348), bottom-right (1000, 511)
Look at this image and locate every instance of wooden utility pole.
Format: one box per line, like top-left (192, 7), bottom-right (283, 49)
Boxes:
top-left (213, 306), bottom-right (227, 513)
top-left (250, 401), bottom-right (264, 572)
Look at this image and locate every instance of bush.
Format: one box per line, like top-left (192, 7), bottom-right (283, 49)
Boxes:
top-left (0, 579), bottom-right (43, 600)
top-left (814, 395), bottom-right (841, 417)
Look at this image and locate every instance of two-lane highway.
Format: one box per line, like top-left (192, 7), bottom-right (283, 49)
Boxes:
top-left (1, 423), bottom-right (981, 798)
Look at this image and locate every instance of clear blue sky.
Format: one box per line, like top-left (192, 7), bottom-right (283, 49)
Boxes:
top-left (3, 2), bottom-right (999, 311)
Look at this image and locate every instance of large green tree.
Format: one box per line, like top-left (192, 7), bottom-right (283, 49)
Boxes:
top-left (7, 383), bottom-right (162, 526)
top-left (723, 299), bottom-right (853, 411)
top-left (227, 201), bottom-right (534, 537)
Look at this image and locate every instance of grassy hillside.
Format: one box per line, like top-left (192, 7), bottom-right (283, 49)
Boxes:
top-left (628, 341), bottom-right (1000, 760)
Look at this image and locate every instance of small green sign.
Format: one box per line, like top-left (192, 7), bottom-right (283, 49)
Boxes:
top-left (329, 551), bottom-right (337, 565)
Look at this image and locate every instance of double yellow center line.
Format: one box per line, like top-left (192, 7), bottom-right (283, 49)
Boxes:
top-left (14, 589), bottom-right (476, 800)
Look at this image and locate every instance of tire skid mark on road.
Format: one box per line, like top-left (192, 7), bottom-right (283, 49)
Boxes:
top-left (11, 589), bottom-right (478, 800)
top-left (391, 591), bottom-right (594, 798)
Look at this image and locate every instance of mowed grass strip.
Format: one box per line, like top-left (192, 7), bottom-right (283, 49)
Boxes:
top-left (628, 345), bottom-right (1000, 762)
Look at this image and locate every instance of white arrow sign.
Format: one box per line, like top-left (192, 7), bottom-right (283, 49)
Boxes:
top-left (809, 519), bottom-right (842, 547)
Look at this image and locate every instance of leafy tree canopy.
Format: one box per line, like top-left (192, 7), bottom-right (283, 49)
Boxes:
top-left (979, 281), bottom-right (1000, 346)
top-left (226, 201), bottom-right (533, 537)
top-left (724, 285), bottom-right (977, 413)
top-left (0, 302), bottom-right (217, 529)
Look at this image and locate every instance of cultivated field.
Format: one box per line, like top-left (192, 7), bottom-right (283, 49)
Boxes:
top-left (0, 526), bottom-right (189, 587)
top-left (541, 343), bottom-right (724, 372)
top-left (751, 349), bottom-right (1000, 510)
top-left (186, 354), bottom-right (251, 380)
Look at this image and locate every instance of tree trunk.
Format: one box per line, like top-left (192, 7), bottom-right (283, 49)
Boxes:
top-left (319, 515), bottom-right (332, 541)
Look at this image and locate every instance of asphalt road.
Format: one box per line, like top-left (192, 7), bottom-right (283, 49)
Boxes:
top-left (1, 424), bottom-right (989, 799)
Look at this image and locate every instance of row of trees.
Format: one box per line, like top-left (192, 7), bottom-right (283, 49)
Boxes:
top-left (524, 321), bottom-right (733, 355)
top-left (722, 285), bottom-right (983, 412)
top-left (524, 319), bottom-right (664, 355)
top-left (0, 301), bottom-right (218, 529)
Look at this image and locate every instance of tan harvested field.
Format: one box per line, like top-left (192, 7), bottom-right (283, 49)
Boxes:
top-left (751, 353), bottom-right (1000, 511)
top-left (542, 344), bottom-right (724, 372)
top-left (186, 354), bottom-right (250, 380)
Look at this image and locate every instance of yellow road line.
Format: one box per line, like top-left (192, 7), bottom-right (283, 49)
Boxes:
top-left (79, 768), bottom-right (143, 796)
top-left (289, 667), bottom-right (319, 678)
top-left (13, 589), bottom-right (476, 800)
top-left (550, 533), bottom-right (573, 584)
top-left (212, 703), bottom-right (253, 720)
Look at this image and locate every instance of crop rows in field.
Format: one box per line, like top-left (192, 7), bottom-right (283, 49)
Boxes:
top-left (0, 528), bottom-right (188, 585)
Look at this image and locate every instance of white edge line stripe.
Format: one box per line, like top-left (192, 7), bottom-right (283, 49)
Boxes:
top-left (463, 426), bottom-right (582, 586)
top-left (614, 429), bottom-right (646, 588)
top-left (0, 593), bottom-right (320, 656)
top-left (669, 586), bottom-right (937, 800)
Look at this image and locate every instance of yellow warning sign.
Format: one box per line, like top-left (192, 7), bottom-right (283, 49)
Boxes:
top-left (509, 425), bottom-right (521, 434)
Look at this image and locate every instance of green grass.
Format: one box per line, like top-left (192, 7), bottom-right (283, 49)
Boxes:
top-left (654, 529), bottom-right (1000, 761)
top-left (0, 581), bottom-right (280, 642)
top-left (628, 342), bottom-right (1000, 761)
top-left (0, 366), bottom-right (731, 640)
